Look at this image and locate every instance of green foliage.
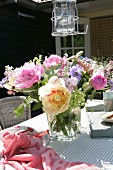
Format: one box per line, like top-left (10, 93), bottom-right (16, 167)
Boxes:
top-left (69, 89), bottom-right (86, 109)
top-left (92, 55), bottom-right (112, 65)
top-left (32, 101), bottom-right (42, 111)
top-left (14, 103), bottom-right (25, 117)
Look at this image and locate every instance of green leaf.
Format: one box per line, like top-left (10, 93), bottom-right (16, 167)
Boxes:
top-left (14, 103), bottom-right (25, 117)
top-left (32, 101), bottom-right (42, 111)
top-left (88, 89), bottom-right (96, 100)
top-left (24, 96), bottom-right (38, 104)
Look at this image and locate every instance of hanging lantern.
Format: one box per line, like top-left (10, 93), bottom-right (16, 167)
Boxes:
top-left (51, 0), bottom-right (88, 36)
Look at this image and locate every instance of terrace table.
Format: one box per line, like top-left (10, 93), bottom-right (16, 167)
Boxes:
top-left (1, 99), bottom-right (113, 169)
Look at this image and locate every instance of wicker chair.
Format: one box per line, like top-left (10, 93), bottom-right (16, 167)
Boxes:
top-left (0, 96), bottom-right (31, 129)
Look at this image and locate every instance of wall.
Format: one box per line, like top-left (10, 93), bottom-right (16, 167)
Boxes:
top-left (0, 4), bottom-right (55, 97)
top-left (90, 15), bottom-right (113, 59)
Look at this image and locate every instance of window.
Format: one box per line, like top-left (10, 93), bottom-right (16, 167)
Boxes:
top-left (55, 18), bottom-right (90, 57)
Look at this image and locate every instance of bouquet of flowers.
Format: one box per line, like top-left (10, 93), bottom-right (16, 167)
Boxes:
top-left (0, 51), bottom-right (108, 136)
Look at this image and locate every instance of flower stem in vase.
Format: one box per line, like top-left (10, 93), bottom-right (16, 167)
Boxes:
top-left (47, 110), bottom-right (81, 141)
top-left (47, 113), bottom-right (58, 141)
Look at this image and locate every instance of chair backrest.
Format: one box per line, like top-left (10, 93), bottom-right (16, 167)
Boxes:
top-left (0, 96), bottom-right (31, 129)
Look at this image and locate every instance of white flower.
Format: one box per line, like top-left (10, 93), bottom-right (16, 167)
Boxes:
top-left (38, 76), bottom-right (71, 115)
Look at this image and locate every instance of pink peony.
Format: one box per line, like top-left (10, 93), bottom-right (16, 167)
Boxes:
top-left (14, 62), bottom-right (44, 89)
top-left (43, 54), bottom-right (65, 68)
top-left (90, 71), bottom-right (107, 90)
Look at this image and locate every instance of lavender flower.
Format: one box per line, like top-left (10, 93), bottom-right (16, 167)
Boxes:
top-left (64, 77), bottom-right (78, 92)
top-left (82, 57), bottom-right (92, 63)
top-left (69, 65), bottom-right (83, 82)
top-left (108, 80), bottom-right (113, 91)
top-left (0, 77), bottom-right (7, 87)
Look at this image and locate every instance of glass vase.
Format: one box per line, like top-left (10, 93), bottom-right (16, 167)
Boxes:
top-left (47, 108), bottom-right (81, 141)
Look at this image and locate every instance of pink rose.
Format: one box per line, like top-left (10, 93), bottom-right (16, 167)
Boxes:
top-left (90, 71), bottom-right (107, 90)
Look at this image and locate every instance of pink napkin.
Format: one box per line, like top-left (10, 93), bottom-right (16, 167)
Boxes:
top-left (0, 126), bottom-right (100, 170)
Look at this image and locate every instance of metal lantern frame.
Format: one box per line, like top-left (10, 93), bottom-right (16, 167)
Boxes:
top-left (51, 0), bottom-right (88, 36)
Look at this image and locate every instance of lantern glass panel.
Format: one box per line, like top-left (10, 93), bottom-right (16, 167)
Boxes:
top-left (54, 0), bottom-right (75, 33)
